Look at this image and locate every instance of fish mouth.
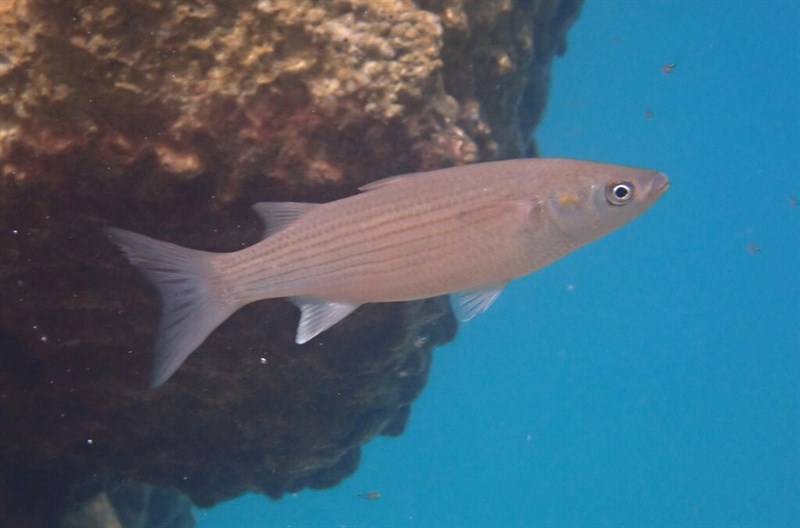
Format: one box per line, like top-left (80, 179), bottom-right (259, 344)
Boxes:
top-left (653, 171), bottom-right (670, 194)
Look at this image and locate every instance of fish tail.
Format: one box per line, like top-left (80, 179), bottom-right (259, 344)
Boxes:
top-left (104, 227), bottom-right (238, 387)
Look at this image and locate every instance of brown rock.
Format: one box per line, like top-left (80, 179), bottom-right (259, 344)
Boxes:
top-left (0, 0), bottom-right (582, 526)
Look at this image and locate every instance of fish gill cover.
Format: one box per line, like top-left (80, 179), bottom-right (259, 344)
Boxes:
top-left (0, 0), bottom-right (583, 526)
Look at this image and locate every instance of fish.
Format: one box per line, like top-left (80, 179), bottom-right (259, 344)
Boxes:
top-left (105, 158), bottom-right (670, 387)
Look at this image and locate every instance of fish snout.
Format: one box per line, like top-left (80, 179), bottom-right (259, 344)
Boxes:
top-left (652, 171), bottom-right (670, 195)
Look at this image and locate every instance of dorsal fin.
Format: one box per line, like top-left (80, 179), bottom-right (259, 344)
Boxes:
top-left (251, 202), bottom-right (319, 239)
top-left (358, 172), bottom-right (417, 192)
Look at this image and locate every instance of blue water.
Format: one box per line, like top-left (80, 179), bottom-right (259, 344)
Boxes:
top-left (196, 2), bottom-right (800, 526)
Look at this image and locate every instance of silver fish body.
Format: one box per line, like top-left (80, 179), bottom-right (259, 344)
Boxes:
top-left (106, 158), bottom-right (669, 386)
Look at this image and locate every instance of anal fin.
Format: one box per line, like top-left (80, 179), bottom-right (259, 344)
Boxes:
top-left (290, 298), bottom-right (360, 344)
top-left (450, 284), bottom-right (506, 322)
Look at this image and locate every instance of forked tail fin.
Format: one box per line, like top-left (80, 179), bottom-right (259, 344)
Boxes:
top-left (105, 227), bottom-right (237, 387)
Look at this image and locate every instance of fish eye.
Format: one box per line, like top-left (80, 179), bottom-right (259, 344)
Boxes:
top-left (605, 181), bottom-right (634, 205)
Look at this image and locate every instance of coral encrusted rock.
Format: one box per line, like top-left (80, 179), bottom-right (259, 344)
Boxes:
top-left (0, 0), bottom-right (582, 526)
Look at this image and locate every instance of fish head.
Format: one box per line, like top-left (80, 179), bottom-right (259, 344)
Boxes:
top-left (545, 162), bottom-right (670, 244)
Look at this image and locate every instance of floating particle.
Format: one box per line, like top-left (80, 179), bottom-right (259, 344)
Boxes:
top-left (357, 491), bottom-right (381, 500)
top-left (790, 196), bottom-right (798, 208)
top-left (645, 108), bottom-right (654, 120)
top-left (662, 63), bottom-right (677, 74)
top-left (747, 244), bottom-right (760, 255)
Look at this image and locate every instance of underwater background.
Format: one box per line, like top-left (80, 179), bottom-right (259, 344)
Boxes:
top-left (195, 1), bottom-right (800, 527)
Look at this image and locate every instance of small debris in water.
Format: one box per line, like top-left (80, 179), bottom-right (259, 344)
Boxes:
top-left (357, 491), bottom-right (381, 500)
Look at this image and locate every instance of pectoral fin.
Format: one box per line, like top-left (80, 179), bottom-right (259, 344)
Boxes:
top-left (457, 200), bottom-right (540, 232)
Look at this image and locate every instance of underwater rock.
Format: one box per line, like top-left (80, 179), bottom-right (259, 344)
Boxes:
top-left (62, 493), bottom-right (124, 528)
top-left (61, 479), bottom-right (195, 528)
top-left (0, 0), bottom-right (582, 526)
